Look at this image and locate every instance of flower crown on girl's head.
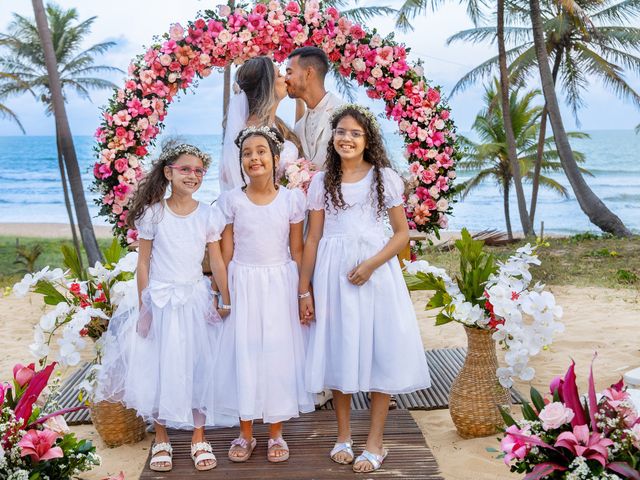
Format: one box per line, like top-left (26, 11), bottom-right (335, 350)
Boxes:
top-left (158, 144), bottom-right (211, 168)
top-left (331, 104), bottom-right (381, 131)
top-left (235, 126), bottom-right (284, 151)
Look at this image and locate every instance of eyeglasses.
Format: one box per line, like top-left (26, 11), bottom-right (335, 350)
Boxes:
top-left (334, 128), bottom-right (366, 139)
top-left (168, 165), bottom-right (207, 177)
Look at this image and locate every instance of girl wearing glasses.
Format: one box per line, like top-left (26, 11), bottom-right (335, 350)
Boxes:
top-left (298, 105), bottom-right (431, 473)
top-left (98, 141), bottom-right (232, 472)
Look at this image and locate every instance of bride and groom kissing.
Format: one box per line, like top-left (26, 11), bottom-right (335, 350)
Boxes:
top-left (218, 46), bottom-right (343, 191)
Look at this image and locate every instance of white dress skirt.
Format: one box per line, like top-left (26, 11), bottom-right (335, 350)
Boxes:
top-left (215, 187), bottom-right (315, 423)
top-left (96, 201), bottom-right (236, 429)
top-left (305, 168), bottom-right (432, 395)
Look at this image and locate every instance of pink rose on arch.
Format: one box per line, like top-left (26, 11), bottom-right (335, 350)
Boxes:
top-left (94, 163), bottom-right (112, 180)
top-left (18, 429), bottom-right (63, 463)
top-left (112, 203), bottom-right (123, 215)
top-left (169, 23), bottom-right (185, 41)
top-left (114, 158), bottom-right (129, 174)
top-left (285, 1), bottom-right (300, 15)
top-left (415, 186), bottom-right (430, 201)
top-left (426, 88), bottom-right (440, 105)
top-left (421, 169), bottom-right (436, 184)
top-left (435, 175), bottom-right (449, 192)
top-left (437, 213), bottom-right (448, 229)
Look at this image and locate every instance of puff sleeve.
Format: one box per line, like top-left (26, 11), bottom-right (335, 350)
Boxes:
top-left (206, 204), bottom-right (226, 243)
top-left (383, 168), bottom-right (406, 209)
top-left (288, 187), bottom-right (307, 224)
top-left (215, 191), bottom-right (234, 225)
top-left (134, 204), bottom-right (160, 240)
top-left (306, 172), bottom-right (325, 211)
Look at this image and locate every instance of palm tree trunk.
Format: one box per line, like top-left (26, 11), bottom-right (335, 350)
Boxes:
top-left (503, 179), bottom-right (513, 240)
top-left (528, 0), bottom-right (632, 237)
top-left (221, 0), bottom-right (236, 140)
top-left (32, 0), bottom-right (103, 263)
top-left (530, 47), bottom-right (563, 226)
top-left (56, 128), bottom-right (83, 268)
top-left (497, 0), bottom-right (533, 237)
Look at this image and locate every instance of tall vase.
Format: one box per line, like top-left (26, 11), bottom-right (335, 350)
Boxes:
top-left (449, 326), bottom-right (511, 438)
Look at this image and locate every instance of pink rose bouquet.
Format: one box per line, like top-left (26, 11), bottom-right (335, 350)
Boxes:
top-left (279, 157), bottom-right (318, 194)
top-left (497, 359), bottom-right (640, 479)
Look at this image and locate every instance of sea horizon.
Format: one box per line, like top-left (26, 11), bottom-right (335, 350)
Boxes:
top-left (1, 129), bottom-right (638, 235)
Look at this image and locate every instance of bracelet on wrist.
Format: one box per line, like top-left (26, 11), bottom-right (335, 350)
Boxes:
top-left (298, 291), bottom-right (311, 299)
top-left (220, 303), bottom-right (231, 310)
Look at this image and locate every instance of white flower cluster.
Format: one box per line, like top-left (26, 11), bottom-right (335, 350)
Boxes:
top-left (16, 253), bottom-right (138, 368)
top-left (404, 260), bottom-right (489, 327)
top-left (486, 245), bottom-right (564, 387)
top-left (566, 457), bottom-right (622, 480)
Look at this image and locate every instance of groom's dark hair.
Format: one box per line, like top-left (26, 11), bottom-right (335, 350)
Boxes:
top-left (288, 47), bottom-right (329, 79)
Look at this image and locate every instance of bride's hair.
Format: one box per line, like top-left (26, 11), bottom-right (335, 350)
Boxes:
top-left (236, 57), bottom-right (276, 126)
top-left (236, 56), bottom-right (303, 154)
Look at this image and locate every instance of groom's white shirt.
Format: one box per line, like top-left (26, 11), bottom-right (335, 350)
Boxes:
top-left (294, 92), bottom-right (344, 169)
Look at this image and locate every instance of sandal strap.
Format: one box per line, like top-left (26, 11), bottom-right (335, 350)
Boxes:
top-left (150, 455), bottom-right (172, 466)
top-left (152, 442), bottom-right (173, 456)
top-left (190, 441), bottom-right (213, 457)
top-left (193, 451), bottom-right (216, 465)
top-left (230, 437), bottom-right (250, 449)
top-left (267, 437), bottom-right (289, 450)
top-left (355, 449), bottom-right (387, 470)
top-left (330, 439), bottom-right (354, 458)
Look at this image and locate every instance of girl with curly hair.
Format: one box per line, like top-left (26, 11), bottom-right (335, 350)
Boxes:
top-left (298, 105), bottom-right (431, 473)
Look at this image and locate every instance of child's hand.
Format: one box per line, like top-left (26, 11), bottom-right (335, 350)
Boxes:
top-left (299, 295), bottom-right (314, 325)
top-left (137, 302), bottom-right (153, 338)
top-left (347, 260), bottom-right (375, 286)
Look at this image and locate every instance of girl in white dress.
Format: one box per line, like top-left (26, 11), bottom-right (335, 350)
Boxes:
top-left (216, 126), bottom-right (314, 463)
top-left (299, 105), bottom-right (431, 473)
top-left (97, 143), bottom-right (232, 472)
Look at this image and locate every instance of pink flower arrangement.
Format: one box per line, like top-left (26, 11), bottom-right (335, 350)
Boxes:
top-left (1, 362), bottom-right (100, 476)
top-left (280, 157), bottom-right (318, 194)
top-left (92, 2), bottom-right (457, 245)
top-left (498, 359), bottom-right (640, 479)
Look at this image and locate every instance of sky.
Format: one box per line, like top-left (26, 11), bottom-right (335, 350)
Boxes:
top-left (0, 0), bottom-right (639, 137)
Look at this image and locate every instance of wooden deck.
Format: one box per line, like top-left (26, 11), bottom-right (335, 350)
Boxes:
top-left (139, 410), bottom-right (443, 479)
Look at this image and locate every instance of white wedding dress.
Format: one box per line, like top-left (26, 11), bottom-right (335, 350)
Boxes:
top-left (219, 91), bottom-right (299, 191)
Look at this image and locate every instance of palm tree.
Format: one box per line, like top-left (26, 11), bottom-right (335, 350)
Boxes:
top-left (446, 0), bottom-right (639, 235)
top-left (528, 0), bottom-right (632, 236)
top-left (458, 81), bottom-right (589, 239)
top-left (0, 73), bottom-right (26, 133)
top-left (1, 3), bottom-right (123, 263)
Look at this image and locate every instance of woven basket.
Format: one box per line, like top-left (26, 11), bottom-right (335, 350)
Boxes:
top-left (449, 326), bottom-right (511, 438)
top-left (90, 401), bottom-right (147, 447)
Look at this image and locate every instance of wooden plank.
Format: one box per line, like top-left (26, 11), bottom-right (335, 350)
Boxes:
top-left (139, 410), bottom-right (443, 479)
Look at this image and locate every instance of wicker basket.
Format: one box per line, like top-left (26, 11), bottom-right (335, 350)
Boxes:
top-left (449, 326), bottom-right (511, 438)
top-left (90, 401), bottom-right (147, 447)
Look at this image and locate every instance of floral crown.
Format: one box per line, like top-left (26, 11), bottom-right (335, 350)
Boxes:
top-left (159, 144), bottom-right (211, 168)
top-left (332, 104), bottom-right (380, 131)
top-left (235, 126), bottom-right (284, 151)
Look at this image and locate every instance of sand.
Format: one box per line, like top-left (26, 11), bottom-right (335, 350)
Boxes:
top-left (1, 227), bottom-right (638, 479)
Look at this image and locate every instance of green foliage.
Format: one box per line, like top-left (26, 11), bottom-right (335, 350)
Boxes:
top-left (102, 237), bottom-right (125, 266)
top-left (33, 280), bottom-right (68, 306)
top-left (13, 240), bottom-right (43, 273)
top-left (455, 229), bottom-right (497, 304)
top-left (616, 269), bottom-right (639, 285)
top-left (530, 386), bottom-right (546, 413)
top-left (61, 244), bottom-right (85, 281)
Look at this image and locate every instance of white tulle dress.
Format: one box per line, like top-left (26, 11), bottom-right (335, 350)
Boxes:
top-left (96, 201), bottom-right (236, 429)
top-left (214, 187), bottom-right (315, 423)
top-left (305, 168), bottom-right (432, 395)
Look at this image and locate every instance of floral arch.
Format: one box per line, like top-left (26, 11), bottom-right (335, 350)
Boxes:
top-left (93, 1), bottom-right (458, 244)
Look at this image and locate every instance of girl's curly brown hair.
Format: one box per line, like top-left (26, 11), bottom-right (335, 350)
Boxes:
top-left (324, 106), bottom-right (391, 217)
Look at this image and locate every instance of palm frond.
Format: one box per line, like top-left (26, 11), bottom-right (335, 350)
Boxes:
top-left (0, 103), bottom-right (26, 133)
top-left (591, 0), bottom-right (640, 24)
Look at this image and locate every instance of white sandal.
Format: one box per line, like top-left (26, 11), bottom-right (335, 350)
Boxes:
top-left (149, 442), bottom-right (173, 472)
top-left (191, 441), bottom-right (217, 471)
top-left (353, 449), bottom-right (388, 473)
top-left (330, 439), bottom-right (354, 464)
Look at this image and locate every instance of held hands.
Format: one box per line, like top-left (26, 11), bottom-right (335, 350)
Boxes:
top-left (298, 293), bottom-right (314, 325)
top-left (347, 259), bottom-right (376, 287)
top-left (213, 294), bottom-right (230, 319)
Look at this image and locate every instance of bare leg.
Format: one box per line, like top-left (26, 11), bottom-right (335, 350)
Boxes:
top-left (353, 392), bottom-right (390, 473)
top-left (332, 390), bottom-right (353, 463)
top-left (152, 422), bottom-right (171, 469)
top-left (191, 426), bottom-right (214, 468)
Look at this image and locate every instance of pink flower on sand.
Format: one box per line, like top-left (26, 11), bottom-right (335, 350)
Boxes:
top-left (554, 424), bottom-right (613, 467)
top-left (500, 425), bottom-right (535, 465)
top-left (13, 363), bottom-right (36, 387)
top-left (538, 402), bottom-right (575, 430)
top-left (104, 473), bottom-right (125, 480)
top-left (18, 429), bottom-right (63, 463)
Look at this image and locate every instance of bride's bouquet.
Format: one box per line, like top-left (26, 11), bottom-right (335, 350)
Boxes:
top-left (279, 157), bottom-right (318, 194)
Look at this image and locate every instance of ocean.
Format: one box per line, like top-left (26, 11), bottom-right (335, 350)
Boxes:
top-left (0, 130), bottom-right (638, 234)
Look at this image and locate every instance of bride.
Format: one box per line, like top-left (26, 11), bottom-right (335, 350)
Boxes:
top-left (219, 56), bottom-right (301, 191)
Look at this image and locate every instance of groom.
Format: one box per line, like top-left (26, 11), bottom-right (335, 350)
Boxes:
top-left (285, 46), bottom-right (344, 169)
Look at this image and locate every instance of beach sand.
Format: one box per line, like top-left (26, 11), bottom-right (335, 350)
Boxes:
top-left (0, 227), bottom-right (638, 479)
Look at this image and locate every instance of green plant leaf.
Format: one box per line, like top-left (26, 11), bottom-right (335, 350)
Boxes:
top-left (530, 387), bottom-right (546, 413)
top-left (61, 244), bottom-right (85, 280)
top-left (102, 237), bottom-right (124, 265)
top-left (33, 280), bottom-right (68, 306)
top-left (521, 401), bottom-right (539, 421)
top-left (499, 405), bottom-right (518, 427)
top-left (435, 312), bottom-right (453, 326)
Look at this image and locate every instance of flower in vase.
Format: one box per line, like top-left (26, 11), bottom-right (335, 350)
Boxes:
top-left (538, 402), bottom-right (575, 430)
